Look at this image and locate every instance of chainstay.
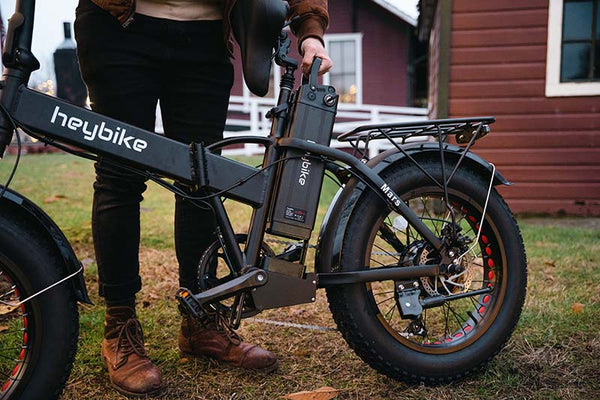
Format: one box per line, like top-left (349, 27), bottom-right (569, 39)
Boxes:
top-left (264, 238), bottom-right (399, 256)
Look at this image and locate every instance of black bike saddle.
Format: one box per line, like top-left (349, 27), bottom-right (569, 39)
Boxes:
top-left (231, 0), bottom-right (288, 97)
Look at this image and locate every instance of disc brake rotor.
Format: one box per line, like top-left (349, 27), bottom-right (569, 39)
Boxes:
top-left (418, 246), bottom-right (474, 296)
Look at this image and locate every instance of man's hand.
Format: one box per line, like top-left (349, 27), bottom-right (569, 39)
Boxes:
top-left (300, 38), bottom-right (333, 76)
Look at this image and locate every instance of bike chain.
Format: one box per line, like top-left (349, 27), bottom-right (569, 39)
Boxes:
top-left (264, 238), bottom-right (399, 256)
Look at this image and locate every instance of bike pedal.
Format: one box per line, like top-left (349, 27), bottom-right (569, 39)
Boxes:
top-left (175, 288), bottom-right (207, 320)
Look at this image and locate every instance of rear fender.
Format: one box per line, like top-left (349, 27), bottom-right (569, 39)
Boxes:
top-left (0, 187), bottom-right (92, 304)
top-left (315, 143), bottom-right (510, 274)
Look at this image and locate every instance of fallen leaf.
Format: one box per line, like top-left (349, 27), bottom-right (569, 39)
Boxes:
top-left (81, 257), bottom-right (95, 267)
top-left (292, 349), bottom-right (311, 358)
top-left (543, 260), bottom-right (556, 267)
top-left (0, 326), bottom-right (9, 333)
top-left (179, 357), bottom-right (189, 364)
top-left (0, 304), bottom-right (18, 316)
top-left (282, 387), bottom-right (339, 400)
top-left (571, 303), bottom-right (584, 313)
top-left (43, 194), bottom-right (67, 204)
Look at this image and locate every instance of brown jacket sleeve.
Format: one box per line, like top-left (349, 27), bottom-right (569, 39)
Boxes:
top-left (287, 0), bottom-right (329, 52)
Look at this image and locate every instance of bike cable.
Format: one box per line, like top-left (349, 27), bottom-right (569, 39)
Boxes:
top-left (0, 265), bottom-right (84, 307)
top-left (0, 103), bottom-right (22, 200)
top-left (456, 162), bottom-right (496, 263)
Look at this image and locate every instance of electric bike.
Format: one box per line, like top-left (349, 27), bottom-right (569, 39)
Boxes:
top-left (0, 0), bottom-right (526, 398)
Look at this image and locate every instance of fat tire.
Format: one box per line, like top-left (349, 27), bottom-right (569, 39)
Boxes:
top-left (326, 160), bottom-right (527, 384)
top-left (0, 211), bottom-right (79, 400)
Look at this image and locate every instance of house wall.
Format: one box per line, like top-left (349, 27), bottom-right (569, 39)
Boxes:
top-left (443, 0), bottom-right (600, 215)
top-left (427, 4), bottom-right (441, 118)
top-left (231, 0), bottom-right (412, 107)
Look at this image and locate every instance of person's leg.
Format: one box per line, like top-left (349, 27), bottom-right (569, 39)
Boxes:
top-left (158, 19), bottom-right (278, 372)
top-left (158, 20), bottom-right (233, 293)
top-left (75, 0), bottom-right (165, 394)
top-left (75, 0), bottom-right (162, 306)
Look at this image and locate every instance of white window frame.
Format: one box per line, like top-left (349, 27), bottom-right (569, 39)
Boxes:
top-left (323, 33), bottom-right (363, 105)
top-left (546, 0), bottom-right (600, 97)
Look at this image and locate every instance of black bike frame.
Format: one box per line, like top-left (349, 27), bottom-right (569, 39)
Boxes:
top-left (0, 0), bottom-right (445, 288)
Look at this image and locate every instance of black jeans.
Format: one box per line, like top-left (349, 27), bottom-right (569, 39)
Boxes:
top-left (75, 0), bottom-right (234, 302)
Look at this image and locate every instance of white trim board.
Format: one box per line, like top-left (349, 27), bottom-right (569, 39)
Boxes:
top-left (371, 0), bottom-right (417, 26)
top-left (545, 0), bottom-right (600, 97)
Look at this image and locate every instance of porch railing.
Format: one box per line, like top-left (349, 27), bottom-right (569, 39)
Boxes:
top-left (222, 96), bottom-right (428, 158)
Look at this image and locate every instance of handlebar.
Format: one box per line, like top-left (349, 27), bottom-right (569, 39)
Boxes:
top-left (302, 57), bottom-right (322, 87)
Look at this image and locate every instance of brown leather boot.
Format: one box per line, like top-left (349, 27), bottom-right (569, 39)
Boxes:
top-left (101, 307), bottom-right (164, 397)
top-left (179, 313), bottom-right (279, 372)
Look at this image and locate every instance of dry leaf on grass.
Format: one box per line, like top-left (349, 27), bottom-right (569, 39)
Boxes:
top-left (0, 304), bottom-right (18, 317)
top-left (282, 386), bottom-right (339, 400)
top-left (43, 194), bottom-right (67, 204)
top-left (571, 303), bottom-right (584, 313)
top-left (0, 325), bottom-right (9, 333)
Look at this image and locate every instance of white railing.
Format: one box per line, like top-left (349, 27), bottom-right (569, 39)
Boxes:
top-left (221, 96), bottom-right (428, 158)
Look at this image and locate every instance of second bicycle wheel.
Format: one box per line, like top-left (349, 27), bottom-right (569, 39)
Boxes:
top-left (327, 159), bottom-right (527, 383)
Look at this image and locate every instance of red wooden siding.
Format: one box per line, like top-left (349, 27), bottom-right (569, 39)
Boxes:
top-left (444, 0), bottom-right (600, 215)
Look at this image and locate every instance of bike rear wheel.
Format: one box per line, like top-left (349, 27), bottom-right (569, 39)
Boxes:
top-left (327, 160), bottom-right (527, 383)
top-left (0, 212), bottom-right (79, 400)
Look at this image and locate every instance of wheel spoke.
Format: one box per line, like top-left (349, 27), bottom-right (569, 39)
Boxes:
top-left (376, 295), bottom-right (395, 306)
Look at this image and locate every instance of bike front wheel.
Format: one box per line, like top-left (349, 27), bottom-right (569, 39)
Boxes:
top-left (0, 211), bottom-right (79, 400)
top-left (327, 160), bottom-right (527, 383)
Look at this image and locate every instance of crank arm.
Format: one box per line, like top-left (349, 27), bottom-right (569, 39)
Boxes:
top-left (420, 287), bottom-right (492, 309)
top-left (193, 268), bottom-right (268, 307)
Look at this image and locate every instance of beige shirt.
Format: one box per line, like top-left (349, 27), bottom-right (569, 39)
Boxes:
top-left (136, 0), bottom-right (223, 21)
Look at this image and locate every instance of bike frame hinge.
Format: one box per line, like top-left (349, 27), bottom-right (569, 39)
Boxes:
top-left (190, 142), bottom-right (209, 189)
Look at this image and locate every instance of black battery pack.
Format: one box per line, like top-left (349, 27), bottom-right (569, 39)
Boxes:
top-left (267, 63), bottom-right (339, 240)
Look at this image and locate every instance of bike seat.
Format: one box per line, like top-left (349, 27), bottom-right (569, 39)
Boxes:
top-left (231, 0), bottom-right (288, 97)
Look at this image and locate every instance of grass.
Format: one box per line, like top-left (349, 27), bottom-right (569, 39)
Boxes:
top-left (1, 153), bottom-right (599, 399)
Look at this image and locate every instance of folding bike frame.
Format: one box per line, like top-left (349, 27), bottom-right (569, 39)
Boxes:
top-left (0, 0), bottom-right (503, 317)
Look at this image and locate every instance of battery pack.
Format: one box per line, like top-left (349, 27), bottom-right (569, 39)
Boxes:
top-left (267, 79), bottom-right (338, 240)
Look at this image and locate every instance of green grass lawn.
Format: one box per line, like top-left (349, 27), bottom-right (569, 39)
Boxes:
top-left (1, 153), bottom-right (599, 399)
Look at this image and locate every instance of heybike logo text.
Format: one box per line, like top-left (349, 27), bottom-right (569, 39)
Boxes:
top-left (50, 106), bottom-right (148, 153)
top-left (298, 155), bottom-right (311, 186)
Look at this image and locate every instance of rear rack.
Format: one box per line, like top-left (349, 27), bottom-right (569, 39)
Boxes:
top-left (337, 116), bottom-right (496, 144)
top-left (332, 117), bottom-right (498, 234)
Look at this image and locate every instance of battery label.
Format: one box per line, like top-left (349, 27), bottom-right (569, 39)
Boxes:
top-left (284, 206), bottom-right (307, 223)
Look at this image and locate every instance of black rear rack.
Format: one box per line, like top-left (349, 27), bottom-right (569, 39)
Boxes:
top-left (337, 116), bottom-right (496, 144)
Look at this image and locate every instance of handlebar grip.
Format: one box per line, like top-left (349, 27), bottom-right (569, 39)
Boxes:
top-left (302, 57), bottom-right (322, 86)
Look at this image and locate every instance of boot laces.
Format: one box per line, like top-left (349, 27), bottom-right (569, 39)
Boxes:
top-left (213, 312), bottom-right (242, 345)
top-left (114, 317), bottom-right (147, 365)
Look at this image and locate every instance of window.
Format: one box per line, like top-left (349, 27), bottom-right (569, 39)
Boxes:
top-left (323, 33), bottom-right (363, 104)
top-left (546, 0), bottom-right (600, 96)
top-left (561, 0), bottom-right (599, 81)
